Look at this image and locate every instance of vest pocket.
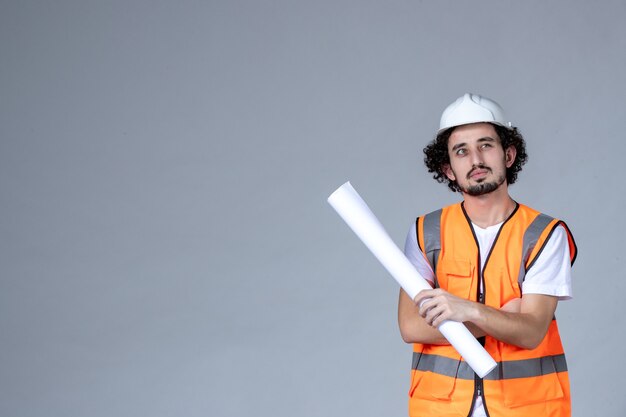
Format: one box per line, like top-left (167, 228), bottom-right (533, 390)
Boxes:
top-left (410, 350), bottom-right (461, 401)
top-left (501, 355), bottom-right (565, 407)
top-left (440, 259), bottom-right (474, 299)
top-left (411, 368), bottom-right (459, 401)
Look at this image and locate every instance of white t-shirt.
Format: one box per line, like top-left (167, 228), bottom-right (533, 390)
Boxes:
top-left (403, 221), bottom-right (573, 416)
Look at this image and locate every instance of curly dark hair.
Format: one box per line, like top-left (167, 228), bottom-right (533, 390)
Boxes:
top-left (423, 124), bottom-right (528, 192)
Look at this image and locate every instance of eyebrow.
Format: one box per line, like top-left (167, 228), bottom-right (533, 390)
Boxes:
top-left (451, 136), bottom-right (497, 151)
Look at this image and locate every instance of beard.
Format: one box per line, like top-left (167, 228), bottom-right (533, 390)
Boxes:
top-left (458, 164), bottom-right (507, 196)
top-left (460, 176), bottom-right (505, 196)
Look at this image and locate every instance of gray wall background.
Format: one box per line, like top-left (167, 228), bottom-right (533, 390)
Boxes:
top-left (1, 1), bottom-right (624, 416)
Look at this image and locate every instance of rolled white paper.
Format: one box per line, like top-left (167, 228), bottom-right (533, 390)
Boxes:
top-left (327, 181), bottom-right (496, 378)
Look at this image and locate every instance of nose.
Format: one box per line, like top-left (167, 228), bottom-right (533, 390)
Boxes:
top-left (469, 148), bottom-right (484, 166)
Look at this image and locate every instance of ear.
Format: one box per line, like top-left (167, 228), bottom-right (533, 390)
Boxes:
top-left (505, 146), bottom-right (517, 168)
top-left (443, 164), bottom-right (456, 181)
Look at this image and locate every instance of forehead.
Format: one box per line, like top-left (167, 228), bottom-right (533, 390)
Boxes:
top-left (447, 123), bottom-right (499, 149)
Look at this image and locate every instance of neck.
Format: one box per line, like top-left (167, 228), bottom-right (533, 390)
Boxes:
top-left (461, 184), bottom-right (516, 228)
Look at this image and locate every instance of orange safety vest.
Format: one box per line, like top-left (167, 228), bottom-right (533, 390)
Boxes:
top-left (408, 202), bottom-right (577, 417)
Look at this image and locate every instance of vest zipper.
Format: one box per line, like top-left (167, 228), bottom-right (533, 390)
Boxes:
top-left (474, 250), bottom-right (491, 417)
top-left (465, 231), bottom-right (486, 417)
top-left (476, 263), bottom-right (488, 417)
top-left (461, 202), bottom-right (519, 417)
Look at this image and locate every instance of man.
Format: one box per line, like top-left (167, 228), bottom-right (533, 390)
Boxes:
top-left (397, 93), bottom-right (577, 417)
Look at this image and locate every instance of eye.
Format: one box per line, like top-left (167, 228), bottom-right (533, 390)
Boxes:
top-left (455, 148), bottom-right (467, 156)
top-left (480, 143), bottom-right (493, 149)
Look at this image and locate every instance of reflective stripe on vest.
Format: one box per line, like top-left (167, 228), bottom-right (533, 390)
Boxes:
top-left (517, 213), bottom-right (555, 289)
top-left (412, 351), bottom-right (567, 380)
top-left (417, 209), bottom-right (442, 288)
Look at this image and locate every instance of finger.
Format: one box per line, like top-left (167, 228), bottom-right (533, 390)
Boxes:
top-left (431, 307), bottom-right (451, 327)
top-left (418, 298), bottom-right (437, 317)
top-left (420, 294), bottom-right (446, 314)
top-left (425, 304), bottom-right (446, 326)
top-left (413, 289), bottom-right (437, 305)
top-left (432, 304), bottom-right (454, 327)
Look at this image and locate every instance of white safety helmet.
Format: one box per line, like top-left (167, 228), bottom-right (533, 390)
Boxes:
top-left (438, 93), bottom-right (513, 134)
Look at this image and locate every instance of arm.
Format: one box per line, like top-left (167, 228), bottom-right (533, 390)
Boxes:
top-left (398, 288), bottom-right (521, 344)
top-left (398, 288), bottom-right (449, 344)
top-left (397, 224), bottom-right (453, 344)
top-left (413, 289), bottom-right (557, 350)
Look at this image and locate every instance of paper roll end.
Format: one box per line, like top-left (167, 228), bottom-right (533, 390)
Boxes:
top-left (327, 181), bottom-right (353, 205)
top-left (474, 359), bottom-right (497, 378)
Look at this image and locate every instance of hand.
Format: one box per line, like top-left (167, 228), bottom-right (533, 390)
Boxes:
top-left (413, 289), bottom-right (478, 328)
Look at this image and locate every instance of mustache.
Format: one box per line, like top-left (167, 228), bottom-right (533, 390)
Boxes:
top-left (467, 164), bottom-right (492, 179)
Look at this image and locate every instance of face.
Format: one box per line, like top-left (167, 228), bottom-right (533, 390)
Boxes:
top-left (443, 123), bottom-right (516, 196)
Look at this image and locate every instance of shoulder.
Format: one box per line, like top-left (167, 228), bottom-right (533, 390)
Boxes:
top-left (516, 203), bottom-right (573, 226)
top-left (515, 203), bottom-right (578, 267)
top-left (516, 203), bottom-right (574, 233)
top-left (414, 202), bottom-right (462, 222)
top-left (514, 203), bottom-right (571, 234)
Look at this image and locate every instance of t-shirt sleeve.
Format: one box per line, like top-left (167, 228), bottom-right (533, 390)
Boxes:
top-left (403, 222), bottom-right (436, 286)
top-left (521, 225), bottom-right (573, 300)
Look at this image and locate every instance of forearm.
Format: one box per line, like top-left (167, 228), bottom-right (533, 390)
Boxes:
top-left (398, 290), bottom-right (485, 344)
top-left (398, 289), bottom-right (447, 344)
top-left (469, 303), bottom-right (552, 349)
top-left (399, 314), bottom-right (449, 345)
top-left (413, 289), bottom-right (556, 349)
